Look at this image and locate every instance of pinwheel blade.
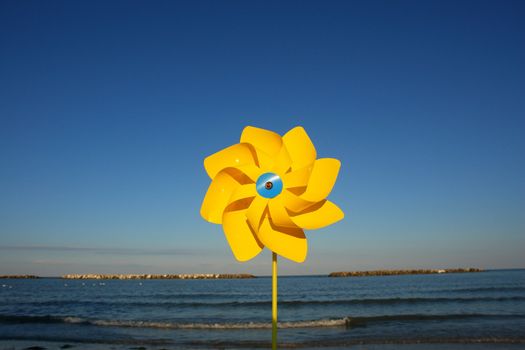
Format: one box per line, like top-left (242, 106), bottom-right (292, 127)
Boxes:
top-left (246, 196), bottom-right (269, 232)
top-left (229, 184), bottom-right (256, 204)
top-left (281, 190), bottom-right (316, 213)
top-left (270, 145), bottom-right (292, 175)
top-left (204, 143), bottom-right (258, 179)
top-left (300, 158), bottom-right (340, 202)
top-left (283, 166), bottom-right (311, 189)
top-left (233, 164), bottom-right (262, 182)
top-left (201, 170), bottom-right (242, 224)
top-left (241, 126), bottom-right (283, 157)
top-left (268, 196), bottom-right (297, 228)
top-left (257, 218), bottom-right (307, 263)
top-left (282, 126), bottom-right (316, 171)
top-left (240, 126), bottom-right (282, 171)
top-left (223, 209), bottom-right (264, 262)
top-left (290, 200), bottom-right (344, 230)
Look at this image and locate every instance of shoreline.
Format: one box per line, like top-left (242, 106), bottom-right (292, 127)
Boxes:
top-left (329, 268), bottom-right (483, 277)
top-left (1, 338), bottom-right (525, 350)
top-left (0, 268), bottom-right (490, 279)
top-left (61, 273), bottom-right (256, 280)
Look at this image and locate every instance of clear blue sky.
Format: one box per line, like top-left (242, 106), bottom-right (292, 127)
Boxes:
top-left (0, 0), bottom-right (523, 276)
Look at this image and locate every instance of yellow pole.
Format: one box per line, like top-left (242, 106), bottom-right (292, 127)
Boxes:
top-left (272, 252), bottom-right (278, 350)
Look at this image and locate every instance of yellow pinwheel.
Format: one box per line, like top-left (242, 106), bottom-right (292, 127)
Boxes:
top-left (200, 126), bottom-right (344, 263)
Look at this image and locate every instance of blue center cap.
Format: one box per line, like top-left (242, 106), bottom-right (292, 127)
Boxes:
top-left (256, 172), bottom-right (283, 199)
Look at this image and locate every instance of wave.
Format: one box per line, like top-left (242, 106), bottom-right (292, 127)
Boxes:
top-left (1, 313), bottom-right (523, 329)
top-left (44, 286), bottom-right (525, 300)
top-left (427, 286), bottom-right (525, 294)
top-left (0, 315), bottom-right (344, 329)
top-left (5, 295), bottom-right (525, 308)
top-left (100, 291), bottom-right (267, 299)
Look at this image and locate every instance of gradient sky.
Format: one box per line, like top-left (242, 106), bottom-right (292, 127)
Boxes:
top-left (1, 0), bottom-right (524, 276)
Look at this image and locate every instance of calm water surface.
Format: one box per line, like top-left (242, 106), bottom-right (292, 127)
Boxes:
top-left (1, 269), bottom-right (524, 348)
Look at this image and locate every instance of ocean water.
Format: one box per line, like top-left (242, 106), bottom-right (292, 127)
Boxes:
top-left (1, 269), bottom-right (524, 349)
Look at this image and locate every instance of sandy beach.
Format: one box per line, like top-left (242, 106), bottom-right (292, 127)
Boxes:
top-left (2, 339), bottom-right (525, 350)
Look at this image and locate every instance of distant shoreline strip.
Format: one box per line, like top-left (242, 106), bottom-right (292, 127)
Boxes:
top-left (0, 268), bottom-right (486, 279)
top-left (329, 268), bottom-right (483, 277)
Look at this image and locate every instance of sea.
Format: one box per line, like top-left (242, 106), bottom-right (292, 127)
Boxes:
top-left (1, 269), bottom-right (525, 349)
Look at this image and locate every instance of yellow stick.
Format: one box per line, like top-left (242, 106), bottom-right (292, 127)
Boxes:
top-left (272, 252), bottom-right (278, 350)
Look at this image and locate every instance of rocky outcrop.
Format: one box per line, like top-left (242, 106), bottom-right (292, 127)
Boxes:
top-left (328, 268), bottom-right (483, 277)
top-left (0, 275), bottom-right (40, 279)
top-left (61, 273), bottom-right (256, 279)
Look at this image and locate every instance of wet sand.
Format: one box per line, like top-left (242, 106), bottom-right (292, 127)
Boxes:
top-left (2, 340), bottom-right (525, 350)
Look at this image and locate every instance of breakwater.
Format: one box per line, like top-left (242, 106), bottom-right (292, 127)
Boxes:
top-left (61, 273), bottom-right (256, 279)
top-left (328, 268), bottom-right (483, 277)
top-left (0, 275), bottom-right (40, 279)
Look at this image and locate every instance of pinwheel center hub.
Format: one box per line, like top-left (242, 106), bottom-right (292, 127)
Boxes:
top-left (256, 172), bottom-right (283, 199)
